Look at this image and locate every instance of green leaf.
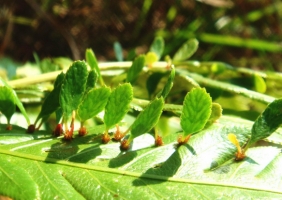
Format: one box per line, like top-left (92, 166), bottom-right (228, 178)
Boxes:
top-left (35, 72), bottom-right (64, 123)
top-left (129, 97), bottom-right (164, 140)
top-left (1, 116), bottom-right (282, 198)
top-left (86, 49), bottom-right (104, 85)
top-left (77, 87), bottom-right (111, 122)
top-left (113, 41), bottom-right (124, 61)
top-left (60, 61), bottom-right (88, 118)
top-left (145, 52), bottom-right (158, 66)
top-left (172, 38), bottom-right (199, 61)
top-left (0, 86), bottom-right (15, 124)
top-left (146, 72), bottom-right (165, 99)
top-left (86, 69), bottom-right (98, 91)
top-left (149, 36), bottom-right (165, 60)
top-left (126, 55), bottom-right (146, 84)
top-left (0, 159), bottom-right (39, 199)
top-left (0, 78), bottom-right (30, 125)
top-left (104, 83), bottom-right (133, 130)
top-left (205, 102), bottom-right (222, 128)
top-left (159, 65), bottom-right (175, 99)
top-left (249, 99), bottom-right (282, 145)
top-left (180, 87), bottom-right (212, 135)
top-left (253, 74), bottom-right (266, 93)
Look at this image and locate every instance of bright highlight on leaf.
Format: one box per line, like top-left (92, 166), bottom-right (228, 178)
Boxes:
top-left (145, 52), bottom-right (158, 67)
top-left (180, 87), bottom-right (212, 136)
top-left (253, 74), bottom-right (266, 93)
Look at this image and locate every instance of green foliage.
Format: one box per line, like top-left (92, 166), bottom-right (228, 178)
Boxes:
top-left (60, 61), bottom-right (88, 119)
top-left (180, 87), bottom-right (212, 135)
top-left (126, 55), bottom-right (146, 83)
top-left (104, 83), bottom-right (133, 130)
top-left (172, 38), bottom-right (199, 61)
top-left (77, 87), bottom-right (111, 122)
top-left (149, 36), bottom-right (165, 60)
top-left (159, 65), bottom-right (175, 99)
top-left (129, 97), bottom-right (164, 141)
top-left (35, 72), bottom-right (64, 125)
top-left (2, 39), bottom-right (282, 199)
top-left (0, 86), bottom-right (15, 125)
top-left (249, 99), bottom-right (282, 145)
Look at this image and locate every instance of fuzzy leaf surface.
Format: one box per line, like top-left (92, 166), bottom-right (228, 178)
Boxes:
top-left (129, 97), bottom-right (164, 140)
top-left (180, 87), bottom-right (212, 135)
top-left (0, 116), bottom-right (282, 199)
top-left (60, 61), bottom-right (88, 118)
top-left (77, 87), bottom-right (111, 122)
top-left (104, 83), bottom-right (133, 129)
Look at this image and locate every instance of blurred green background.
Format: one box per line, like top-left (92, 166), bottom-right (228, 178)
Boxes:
top-left (1, 0), bottom-right (282, 71)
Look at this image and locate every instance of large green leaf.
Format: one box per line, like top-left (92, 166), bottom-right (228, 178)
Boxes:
top-left (0, 115), bottom-right (282, 199)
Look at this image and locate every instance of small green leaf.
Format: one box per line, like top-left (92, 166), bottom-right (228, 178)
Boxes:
top-left (0, 78), bottom-right (30, 125)
top-left (205, 103), bottom-right (223, 128)
top-left (129, 97), bottom-right (164, 141)
top-left (126, 55), bottom-right (146, 84)
top-left (159, 65), bottom-right (175, 99)
top-left (60, 61), bottom-right (88, 118)
top-left (253, 74), bottom-right (266, 93)
top-left (180, 87), bottom-right (212, 135)
top-left (104, 83), bottom-right (133, 130)
top-left (149, 36), bottom-right (165, 60)
top-left (0, 159), bottom-right (39, 200)
top-left (86, 49), bottom-right (104, 85)
top-left (86, 70), bottom-right (98, 91)
top-left (113, 41), bottom-right (123, 61)
top-left (145, 52), bottom-right (158, 66)
top-left (77, 87), bottom-right (111, 122)
top-left (35, 73), bottom-right (64, 123)
top-left (146, 72), bottom-right (166, 99)
top-left (172, 38), bottom-right (199, 62)
top-left (0, 86), bottom-right (15, 124)
top-left (249, 99), bottom-right (282, 145)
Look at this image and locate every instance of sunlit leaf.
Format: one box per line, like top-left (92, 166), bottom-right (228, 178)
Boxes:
top-left (104, 83), bottom-right (133, 129)
top-left (129, 97), bottom-right (164, 141)
top-left (77, 87), bottom-right (111, 122)
top-left (60, 61), bottom-right (88, 118)
top-left (180, 87), bottom-right (212, 135)
top-left (253, 74), bottom-right (266, 93)
top-left (159, 65), bottom-right (175, 99)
